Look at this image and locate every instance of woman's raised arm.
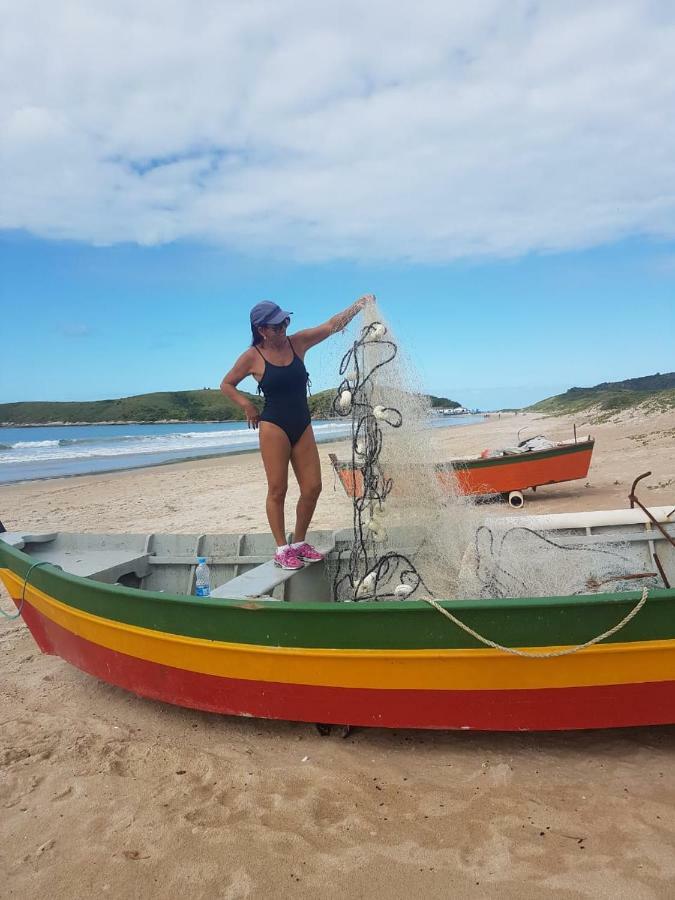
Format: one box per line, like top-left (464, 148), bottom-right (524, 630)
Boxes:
top-left (292, 294), bottom-right (375, 354)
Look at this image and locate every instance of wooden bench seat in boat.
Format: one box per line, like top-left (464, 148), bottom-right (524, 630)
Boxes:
top-left (0, 532), bottom-right (151, 584)
top-left (210, 560), bottom-right (303, 599)
top-left (45, 549), bottom-right (152, 583)
top-left (0, 532), bottom-right (58, 549)
top-left (211, 537), bottom-right (337, 600)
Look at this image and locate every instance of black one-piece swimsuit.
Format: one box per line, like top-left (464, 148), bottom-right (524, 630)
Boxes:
top-left (255, 339), bottom-right (311, 446)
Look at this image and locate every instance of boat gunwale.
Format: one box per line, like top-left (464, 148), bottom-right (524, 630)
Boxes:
top-left (1, 536), bottom-right (672, 617)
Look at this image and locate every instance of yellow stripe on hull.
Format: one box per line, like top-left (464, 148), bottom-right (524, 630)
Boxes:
top-left (4, 570), bottom-right (675, 691)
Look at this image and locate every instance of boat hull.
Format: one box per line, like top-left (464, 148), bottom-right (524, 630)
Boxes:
top-left (3, 560), bottom-right (675, 732)
top-left (331, 440), bottom-right (595, 499)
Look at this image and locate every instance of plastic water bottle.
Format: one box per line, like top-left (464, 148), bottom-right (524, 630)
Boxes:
top-left (195, 557), bottom-right (211, 597)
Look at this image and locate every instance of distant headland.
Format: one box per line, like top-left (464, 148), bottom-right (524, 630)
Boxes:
top-left (0, 388), bottom-right (462, 426)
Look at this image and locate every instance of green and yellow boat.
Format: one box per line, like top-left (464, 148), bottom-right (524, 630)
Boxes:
top-left (1, 506), bottom-right (674, 731)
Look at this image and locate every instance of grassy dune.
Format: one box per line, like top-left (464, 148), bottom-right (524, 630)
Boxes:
top-left (529, 373), bottom-right (675, 420)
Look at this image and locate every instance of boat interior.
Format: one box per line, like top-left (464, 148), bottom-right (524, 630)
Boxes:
top-left (2, 506), bottom-right (673, 603)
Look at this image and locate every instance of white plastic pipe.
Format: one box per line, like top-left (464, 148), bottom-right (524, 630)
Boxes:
top-left (508, 490), bottom-right (524, 508)
top-left (489, 505), bottom-right (674, 530)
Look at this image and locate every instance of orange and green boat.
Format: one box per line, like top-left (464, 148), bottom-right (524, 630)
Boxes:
top-left (1, 506), bottom-right (673, 732)
top-left (330, 437), bottom-right (595, 507)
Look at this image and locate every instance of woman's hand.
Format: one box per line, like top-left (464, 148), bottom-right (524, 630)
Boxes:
top-left (355, 294), bottom-right (375, 311)
top-left (294, 294), bottom-right (377, 351)
top-left (244, 402), bottom-right (260, 430)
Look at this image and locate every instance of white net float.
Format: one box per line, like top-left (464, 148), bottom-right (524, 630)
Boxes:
top-left (356, 572), bottom-right (377, 597)
top-left (339, 390), bottom-right (352, 411)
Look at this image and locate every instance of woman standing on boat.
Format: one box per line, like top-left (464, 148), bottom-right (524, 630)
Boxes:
top-left (220, 295), bottom-right (373, 570)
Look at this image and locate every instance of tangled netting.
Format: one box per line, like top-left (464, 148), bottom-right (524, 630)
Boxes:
top-left (464, 522), bottom-right (666, 598)
top-left (330, 320), bottom-right (434, 601)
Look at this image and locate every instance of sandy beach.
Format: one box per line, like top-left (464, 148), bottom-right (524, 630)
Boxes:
top-left (1, 409), bottom-right (674, 898)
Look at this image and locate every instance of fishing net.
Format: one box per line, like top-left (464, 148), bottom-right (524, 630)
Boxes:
top-left (327, 301), bottom-right (480, 601)
top-left (458, 520), bottom-right (666, 598)
top-left (325, 300), bottom-right (669, 602)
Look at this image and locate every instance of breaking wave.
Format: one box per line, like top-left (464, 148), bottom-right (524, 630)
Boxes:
top-left (0, 422), bottom-right (353, 464)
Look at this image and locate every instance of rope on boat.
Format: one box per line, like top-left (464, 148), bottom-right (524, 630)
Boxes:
top-left (0, 561), bottom-right (51, 621)
top-left (419, 586), bottom-right (650, 658)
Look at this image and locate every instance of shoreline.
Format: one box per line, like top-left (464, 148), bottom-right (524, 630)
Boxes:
top-left (0, 438), bottom-right (355, 487)
top-left (0, 415), bottom-right (486, 486)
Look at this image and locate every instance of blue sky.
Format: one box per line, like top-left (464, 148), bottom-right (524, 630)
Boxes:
top-left (2, 232), bottom-right (673, 410)
top-left (1, 3), bottom-right (674, 410)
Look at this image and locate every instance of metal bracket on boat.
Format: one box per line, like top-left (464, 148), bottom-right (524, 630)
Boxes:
top-left (628, 471), bottom-right (674, 588)
top-left (629, 471), bottom-right (651, 509)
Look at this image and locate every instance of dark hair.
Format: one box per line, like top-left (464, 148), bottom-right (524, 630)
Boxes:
top-left (251, 323), bottom-right (263, 346)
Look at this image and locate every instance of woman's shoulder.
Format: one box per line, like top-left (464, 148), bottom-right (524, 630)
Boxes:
top-left (232, 346), bottom-right (259, 373)
top-left (287, 332), bottom-right (306, 357)
top-left (242, 345), bottom-right (263, 360)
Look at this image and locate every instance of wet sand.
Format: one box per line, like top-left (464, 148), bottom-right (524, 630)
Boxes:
top-left (1, 409), bottom-right (674, 898)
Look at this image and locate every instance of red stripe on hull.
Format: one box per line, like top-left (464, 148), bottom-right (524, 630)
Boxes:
top-left (20, 602), bottom-right (675, 731)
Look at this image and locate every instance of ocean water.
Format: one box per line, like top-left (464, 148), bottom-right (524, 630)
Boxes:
top-left (0, 416), bottom-right (479, 484)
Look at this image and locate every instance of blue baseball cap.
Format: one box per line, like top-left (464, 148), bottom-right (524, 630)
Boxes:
top-left (249, 300), bottom-right (293, 327)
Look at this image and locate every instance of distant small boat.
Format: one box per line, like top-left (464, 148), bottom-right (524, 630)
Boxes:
top-left (330, 436), bottom-right (595, 508)
top-left (1, 503), bottom-right (673, 732)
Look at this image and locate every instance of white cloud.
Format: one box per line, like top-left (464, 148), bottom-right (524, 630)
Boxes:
top-left (1, 0), bottom-right (674, 261)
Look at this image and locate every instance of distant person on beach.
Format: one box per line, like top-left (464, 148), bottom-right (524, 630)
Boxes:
top-left (220, 296), bottom-right (373, 570)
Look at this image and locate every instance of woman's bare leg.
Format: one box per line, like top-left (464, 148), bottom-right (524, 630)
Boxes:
top-left (290, 426), bottom-right (322, 542)
top-left (258, 422), bottom-right (292, 546)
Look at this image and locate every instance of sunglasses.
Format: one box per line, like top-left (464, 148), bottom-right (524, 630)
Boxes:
top-left (262, 317), bottom-right (290, 332)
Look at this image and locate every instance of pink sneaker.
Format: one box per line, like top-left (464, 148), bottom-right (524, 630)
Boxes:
top-left (273, 546), bottom-right (304, 570)
top-left (293, 542), bottom-right (325, 563)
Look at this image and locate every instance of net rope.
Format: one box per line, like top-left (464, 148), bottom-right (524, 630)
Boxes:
top-left (331, 319), bottom-right (431, 601)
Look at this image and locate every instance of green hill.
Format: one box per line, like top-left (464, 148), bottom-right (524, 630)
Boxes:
top-left (0, 389), bottom-right (263, 425)
top-left (1, 388), bottom-right (463, 425)
top-left (428, 395), bottom-right (461, 409)
top-left (529, 372), bottom-right (675, 418)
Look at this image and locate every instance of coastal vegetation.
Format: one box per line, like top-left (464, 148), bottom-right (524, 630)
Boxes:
top-left (0, 389), bottom-right (461, 425)
top-left (529, 372), bottom-right (675, 419)
top-left (0, 390), bottom-right (261, 425)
